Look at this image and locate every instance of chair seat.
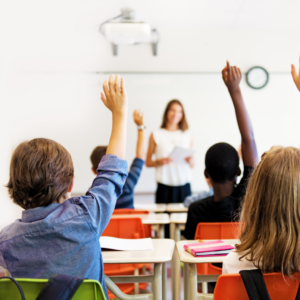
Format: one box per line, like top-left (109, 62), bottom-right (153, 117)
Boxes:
top-left (0, 278), bottom-right (106, 300)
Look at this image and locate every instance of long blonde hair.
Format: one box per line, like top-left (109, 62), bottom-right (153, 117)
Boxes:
top-left (236, 146), bottom-right (300, 278)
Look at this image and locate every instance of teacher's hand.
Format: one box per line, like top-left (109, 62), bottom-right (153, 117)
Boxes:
top-left (156, 158), bottom-right (172, 166)
top-left (185, 156), bottom-right (195, 168)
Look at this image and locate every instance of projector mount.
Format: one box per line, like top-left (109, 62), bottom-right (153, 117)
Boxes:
top-left (99, 8), bottom-right (159, 56)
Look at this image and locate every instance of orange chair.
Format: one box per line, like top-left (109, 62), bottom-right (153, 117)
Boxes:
top-left (194, 222), bottom-right (242, 275)
top-left (102, 217), bottom-right (148, 299)
top-left (113, 209), bottom-right (152, 238)
top-left (214, 273), bottom-right (300, 300)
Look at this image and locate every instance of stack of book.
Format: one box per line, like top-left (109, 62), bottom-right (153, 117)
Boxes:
top-left (184, 240), bottom-right (235, 257)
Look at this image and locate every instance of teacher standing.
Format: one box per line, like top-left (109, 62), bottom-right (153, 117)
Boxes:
top-left (146, 99), bottom-right (194, 204)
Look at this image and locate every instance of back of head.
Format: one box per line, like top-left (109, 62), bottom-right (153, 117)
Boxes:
top-left (237, 146), bottom-right (300, 277)
top-left (90, 146), bottom-right (107, 171)
top-left (205, 142), bottom-right (239, 183)
top-left (7, 138), bottom-right (74, 210)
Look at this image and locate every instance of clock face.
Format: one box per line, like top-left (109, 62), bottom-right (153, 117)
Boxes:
top-left (246, 67), bottom-right (269, 89)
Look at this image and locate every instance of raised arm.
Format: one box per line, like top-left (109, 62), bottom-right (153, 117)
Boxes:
top-left (222, 61), bottom-right (258, 167)
top-left (133, 109), bottom-right (146, 160)
top-left (291, 57), bottom-right (300, 91)
top-left (101, 75), bottom-right (128, 159)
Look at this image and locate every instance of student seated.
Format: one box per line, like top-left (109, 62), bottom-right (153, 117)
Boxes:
top-left (90, 109), bottom-right (146, 209)
top-left (184, 61), bottom-right (258, 240)
top-left (223, 57), bottom-right (300, 275)
top-left (0, 75), bottom-right (128, 300)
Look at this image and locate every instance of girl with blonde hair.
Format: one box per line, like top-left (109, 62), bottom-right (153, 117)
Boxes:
top-left (223, 60), bottom-right (300, 276)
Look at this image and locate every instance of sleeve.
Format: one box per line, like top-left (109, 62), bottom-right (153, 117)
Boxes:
top-left (122, 158), bottom-right (144, 195)
top-left (236, 166), bottom-right (254, 196)
top-left (183, 203), bottom-right (200, 240)
top-left (75, 154), bottom-right (128, 236)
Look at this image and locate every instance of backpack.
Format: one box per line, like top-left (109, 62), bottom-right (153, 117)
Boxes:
top-left (0, 274), bottom-right (84, 300)
top-left (240, 269), bottom-right (300, 300)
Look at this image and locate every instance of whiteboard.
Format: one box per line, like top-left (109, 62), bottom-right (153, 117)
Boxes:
top-left (6, 72), bottom-right (300, 194)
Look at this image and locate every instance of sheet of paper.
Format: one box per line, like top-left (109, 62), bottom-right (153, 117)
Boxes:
top-left (169, 147), bottom-right (196, 164)
top-left (100, 236), bottom-right (153, 251)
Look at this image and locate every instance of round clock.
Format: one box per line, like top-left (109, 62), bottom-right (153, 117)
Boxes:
top-left (246, 66), bottom-right (269, 89)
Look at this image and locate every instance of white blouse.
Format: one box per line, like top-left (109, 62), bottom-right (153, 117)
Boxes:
top-left (223, 251), bottom-right (258, 274)
top-left (153, 128), bottom-right (193, 186)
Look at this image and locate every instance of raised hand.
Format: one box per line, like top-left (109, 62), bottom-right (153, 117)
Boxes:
top-left (222, 61), bottom-right (242, 94)
top-left (101, 74), bottom-right (128, 114)
top-left (133, 109), bottom-right (144, 126)
top-left (291, 57), bottom-right (300, 91)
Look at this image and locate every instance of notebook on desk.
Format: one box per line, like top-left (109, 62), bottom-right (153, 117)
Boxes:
top-left (184, 240), bottom-right (234, 257)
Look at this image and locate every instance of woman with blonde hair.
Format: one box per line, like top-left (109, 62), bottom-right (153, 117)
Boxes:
top-left (146, 99), bottom-right (194, 204)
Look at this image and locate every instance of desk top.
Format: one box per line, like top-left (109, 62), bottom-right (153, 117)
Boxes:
top-left (176, 240), bottom-right (238, 263)
top-left (135, 203), bottom-right (167, 212)
top-left (169, 213), bottom-right (187, 224)
top-left (166, 203), bottom-right (188, 212)
top-left (111, 213), bottom-right (170, 224)
top-left (102, 239), bottom-right (175, 263)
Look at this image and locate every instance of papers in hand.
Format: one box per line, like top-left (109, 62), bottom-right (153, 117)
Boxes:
top-left (184, 240), bottom-right (234, 257)
top-left (100, 236), bottom-right (153, 251)
top-left (169, 147), bottom-right (195, 164)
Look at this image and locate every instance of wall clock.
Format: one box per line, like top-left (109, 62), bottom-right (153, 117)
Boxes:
top-left (246, 66), bottom-right (269, 89)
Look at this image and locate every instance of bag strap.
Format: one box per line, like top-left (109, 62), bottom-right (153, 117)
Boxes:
top-left (240, 269), bottom-right (271, 300)
top-left (0, 276), bottom-right (26, 300)
top-left (36, 274), bottom-right (84, 300)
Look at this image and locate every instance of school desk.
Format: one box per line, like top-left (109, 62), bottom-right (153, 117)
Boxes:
top-left (111, 213), bottom-right (170, 238)
top-left (102, 239), bottom-right (175, 300)
top-left (169, 213), bottom-right (187, 300)
top-left (166, 204), bottom-right (188, 213)
top-left (176, 239), bottom-right (238, 300)
top-left (135, 203), bottom-right (167, 213)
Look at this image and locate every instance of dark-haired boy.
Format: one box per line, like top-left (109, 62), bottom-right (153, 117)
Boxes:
top-left (184, 62), bottom-right (258, 240)
top-left (90, 109), bottom-right (146, 209)
top-left (0, 75), bottom-right (128, 299)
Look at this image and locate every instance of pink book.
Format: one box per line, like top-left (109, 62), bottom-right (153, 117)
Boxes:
top-left (184, 240), bottom-right (235, 257)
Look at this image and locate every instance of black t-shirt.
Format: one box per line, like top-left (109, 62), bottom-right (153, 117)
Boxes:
top-left (184, 166), bottom-right (253, 240)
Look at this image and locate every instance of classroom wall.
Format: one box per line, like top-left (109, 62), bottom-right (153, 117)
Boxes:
top-left (1, 0), bottom-right (300, 229)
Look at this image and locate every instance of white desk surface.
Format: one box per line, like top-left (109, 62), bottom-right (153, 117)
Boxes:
top-left (135, 203), bottom-right (167, 212)
top-left (169, 213), bottom-right (187, 224)
top-left (166, 203), bottom-right (188, 212)
top-left (111, 213), bottom-right (170, 224)
top-left (176, 239), bottom-right (238, 263)
top-left (102, 239), bottom-right (175, 264)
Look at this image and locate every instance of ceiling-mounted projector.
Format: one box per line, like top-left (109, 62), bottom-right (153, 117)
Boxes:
top-left (99, 7), bottom-right (159, 56)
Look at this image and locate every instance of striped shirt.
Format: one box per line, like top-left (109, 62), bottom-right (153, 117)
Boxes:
top-left (115, 158), bottom-right (144, 209)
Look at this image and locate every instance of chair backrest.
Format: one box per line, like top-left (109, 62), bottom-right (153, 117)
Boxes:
top-left (0, 278), bottom-right (106, 300)
top-left (102, 217), bottom-right (146, 239)
top-left (194, 222), bottom-right (242, 240)
top-left (113, 209), bottom-right (149, 215)
top-left (214, 273), bottom-right (300, 300)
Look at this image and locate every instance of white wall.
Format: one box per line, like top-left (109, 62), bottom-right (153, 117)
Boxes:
top-left (1, 0), bottom-right (300, 229)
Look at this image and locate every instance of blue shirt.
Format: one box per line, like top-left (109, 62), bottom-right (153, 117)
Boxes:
top-left (115, 158), bottom-right (144, 209)
top-left (0, 154), bottom-right (128, 300)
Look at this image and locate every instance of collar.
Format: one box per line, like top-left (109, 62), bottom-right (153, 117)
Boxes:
top-left (22, 203), bottom-right (61, 222)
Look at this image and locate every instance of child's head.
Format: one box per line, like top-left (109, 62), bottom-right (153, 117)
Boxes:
top-left (90, 146), bottom-right (107, 174)
top-left (205, 142), bottom-right (240, 183)
top-left (7, 138), bottom-right (74, 210)
top-left (237, 146), bottom-right (300, 277)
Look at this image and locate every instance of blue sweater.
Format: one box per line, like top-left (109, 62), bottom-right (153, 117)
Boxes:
top-left (115, 158), bottom-right (144, 209)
